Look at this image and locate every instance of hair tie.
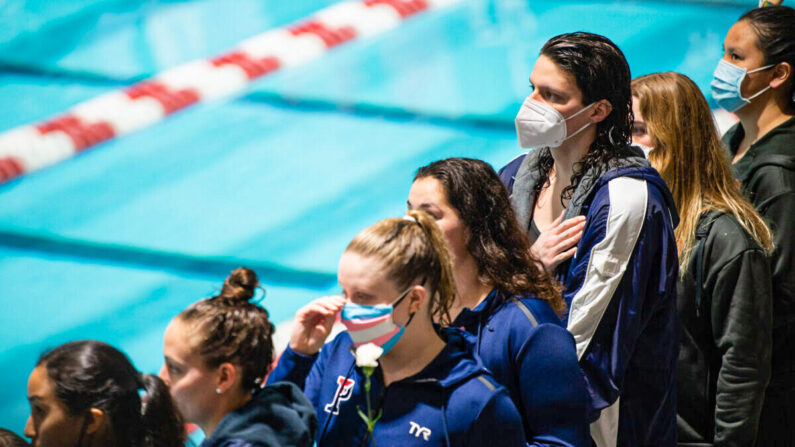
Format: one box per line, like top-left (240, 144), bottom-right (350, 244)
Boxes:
top-left (402, 215), bottom-right (421, 226)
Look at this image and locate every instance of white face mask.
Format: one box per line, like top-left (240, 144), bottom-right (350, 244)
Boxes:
top-left (514, 96), bottom-right (595, 148)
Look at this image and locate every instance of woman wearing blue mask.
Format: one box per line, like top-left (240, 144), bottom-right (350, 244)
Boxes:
top-left (408, 157), bottom-right (590, 447)
top-left (268, 210), bottom-right (526, 447)
top-left (715, 6), bottom-right (795, 445)
top-left (499, 32), bottom-right (680, 446)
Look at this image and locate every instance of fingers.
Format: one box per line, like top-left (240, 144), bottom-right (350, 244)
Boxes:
top-left (551, 246), bottom-right (578, 268)
top-left (557, 215), bottom-right (586, 231)
top-left (551, 210), bottom-right (565, 227)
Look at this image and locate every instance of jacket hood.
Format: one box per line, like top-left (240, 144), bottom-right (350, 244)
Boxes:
top-left (202, 381), bottom-right (317, 447)
top-left (726, 117), bottom-right (795, 183)
top-left (411, 327), bottom-right (490, 390)
top-left (510, 145), bottom-right (651, 226)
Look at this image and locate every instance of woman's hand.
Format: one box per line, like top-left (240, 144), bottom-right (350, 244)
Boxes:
top-left (531, 211), bottom-right (586, 272)
top-left (289, 295), bottom-right (347, 355)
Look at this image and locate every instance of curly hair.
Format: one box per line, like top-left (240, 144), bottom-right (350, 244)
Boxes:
top-left (535, 32), bottom-right (637, 206)
top-left (415, 158), bottom-right (565, 316)
top-left (178, 268), bottom-right (275, 392)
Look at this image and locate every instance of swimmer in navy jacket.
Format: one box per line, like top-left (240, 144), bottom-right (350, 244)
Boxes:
top-left (269, 211), bottom-right (526, 447)
top-left (408, 157), bottom-right (590, 447)
top-left (501, 33), bottom-right (679, 446)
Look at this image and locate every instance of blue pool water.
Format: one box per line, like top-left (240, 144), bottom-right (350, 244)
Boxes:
top-left (0, 0), bottom-right (749, 436)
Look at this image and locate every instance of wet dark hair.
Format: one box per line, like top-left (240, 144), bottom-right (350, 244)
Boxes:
top-left (415, 158), bottom-right (565, 315)
top-left (178, 268), bottom-right (275, 392)
top-left (0, 429), bottom-right (29, 447)
top-left (740, 6), bottom-right (795, 106)
top-left (536, 32), bottom-right (637, 205)
top-left (37, 340), bottom-right (184, 447)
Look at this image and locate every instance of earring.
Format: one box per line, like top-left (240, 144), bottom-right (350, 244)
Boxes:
top-left (215, 388), bottom-right (222, 395)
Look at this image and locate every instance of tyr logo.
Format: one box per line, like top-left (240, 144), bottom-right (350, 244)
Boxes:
top-left (409, 421), bottom-right (431, 441)
top-left (324, 376), bottom-right (355, 415)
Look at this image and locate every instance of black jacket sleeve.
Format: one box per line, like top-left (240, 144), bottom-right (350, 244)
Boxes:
top-left (710, 248), bottom-right (772, 445)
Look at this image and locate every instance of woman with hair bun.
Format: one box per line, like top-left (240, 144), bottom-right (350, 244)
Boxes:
top-left (268, 210), bottom-right (526, 446)
top-left (715, 6), bottom-right (795, 444)
top-left (409, 157), bottom-right (590, 446)
top-left (159, 268), bottom-right (317, 447)
top-left (24, 339), bottom-right (184, 447)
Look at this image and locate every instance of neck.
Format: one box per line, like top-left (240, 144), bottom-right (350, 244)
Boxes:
top-left (379, 318), bottom-right (445, 387)
top-left (200, 392), bottom-right (253, 439)
top-left (449, 255), bottom-right (493, 321)
top-left (549, 130), bottom-right (594, 186)
top-left (737, 92), bottom-right (795, 150)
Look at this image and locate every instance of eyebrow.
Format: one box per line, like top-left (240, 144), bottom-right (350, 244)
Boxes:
top-left (164, 356), bottom-right (185, 369)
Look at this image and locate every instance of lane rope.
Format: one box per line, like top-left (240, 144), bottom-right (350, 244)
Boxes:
top-left (0, 0), bottom-right (462, 184)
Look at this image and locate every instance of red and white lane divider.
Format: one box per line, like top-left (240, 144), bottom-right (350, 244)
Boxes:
top-left (0, 0), bottom-right (461, 184)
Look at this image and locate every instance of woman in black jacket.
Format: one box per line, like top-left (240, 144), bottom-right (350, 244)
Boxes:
top-left (715, 7), bottom-right (795, 444)
top-left (632, 72), bottom-right (774, 446)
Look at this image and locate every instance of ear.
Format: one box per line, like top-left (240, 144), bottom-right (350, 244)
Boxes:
top-left (85, 408), bottom-right (106, 435)
top-left (589, 99), bottom-right (613, 124)
top-left (407, 285), bottom-right (427, 315)
top-left (216, 363), bottom-right (237, 393)
top-left (770, 62), bottom-right (792, 89)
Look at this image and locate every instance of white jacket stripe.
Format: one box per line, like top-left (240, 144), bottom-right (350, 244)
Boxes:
top-left (566, 176), bottom-right (648, 360)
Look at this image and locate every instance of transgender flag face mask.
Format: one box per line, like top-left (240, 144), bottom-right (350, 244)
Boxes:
top-left (340, 283), bottom-right (418, 356)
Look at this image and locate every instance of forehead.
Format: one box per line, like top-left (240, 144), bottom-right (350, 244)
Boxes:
top-left (338, 251), bottom-right (395, 295)
top-left (530, 55), bottom-right (582, 96)
top-left (409, 177), bottom-right (448, 206)
top-left (28, 365), bottom-right (54, 400)
top-left (725, 20), bottom-right (761, 54)
top-left (163, 318), bottom-right (202, 362)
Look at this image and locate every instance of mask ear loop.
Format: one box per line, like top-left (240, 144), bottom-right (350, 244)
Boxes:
top-left (392, 276), bottom-right (426, 328)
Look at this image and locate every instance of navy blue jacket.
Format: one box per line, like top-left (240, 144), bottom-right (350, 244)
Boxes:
top-left (199, 381), bottom-right (317, 447)
top-left (452, 289), bottom-right (591, 446)
top-left (268, 327), bottom-right (527, 446)
top-left (501, 151), bottom-right (680, 447)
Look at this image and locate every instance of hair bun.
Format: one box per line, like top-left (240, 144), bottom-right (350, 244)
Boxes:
top-left (219, 267), bottom-right (259, 302)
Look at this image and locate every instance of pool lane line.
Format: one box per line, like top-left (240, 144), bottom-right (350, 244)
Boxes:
top-left (0, 229), bottom-right (337, 289)
top-left (0, 0), bottom-right (463, 185)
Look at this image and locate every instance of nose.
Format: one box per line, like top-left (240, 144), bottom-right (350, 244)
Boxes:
top-left (157, 364), bottom-right (169, 385)
top-left (529, 89), bottom-right (543, 102)
top-left (24, 415), bottom-right (35, 441)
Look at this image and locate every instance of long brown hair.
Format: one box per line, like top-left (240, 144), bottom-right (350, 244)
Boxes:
top-left (631, 72), bottom-right (773, 271)
top-left (178, 268), bottom-right (275, 392)
top-left (346, 209), bottom-right (457, 325)
top-left (414, 158), bottom-right (565, 316)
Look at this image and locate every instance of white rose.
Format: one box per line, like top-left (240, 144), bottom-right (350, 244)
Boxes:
top-left (354, 343), bottom-right (383, 368)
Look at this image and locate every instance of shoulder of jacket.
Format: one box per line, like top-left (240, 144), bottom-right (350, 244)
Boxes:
top-left (705, 212), bottom-right (766, 256)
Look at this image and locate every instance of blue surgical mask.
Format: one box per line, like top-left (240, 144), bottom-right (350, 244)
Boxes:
top-left (711, 59), bottom-right (774, 113)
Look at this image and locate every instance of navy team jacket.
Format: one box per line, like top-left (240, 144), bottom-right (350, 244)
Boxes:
top-left (501, 152), bottom-right (680, 447)
top-left (268, 327), bottom-right (527, 447)
top-left (452, 289), bottom-right (591, 446)
top-left (199, 382), bottom-right (317, 447)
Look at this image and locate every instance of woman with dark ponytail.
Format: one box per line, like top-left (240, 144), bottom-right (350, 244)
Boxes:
top-left (267, 210), bottom-right (526, 446)
top-left (159, 268), bottom-right (317, 447)
top-left (24, 340), bottom-right (184, 447)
